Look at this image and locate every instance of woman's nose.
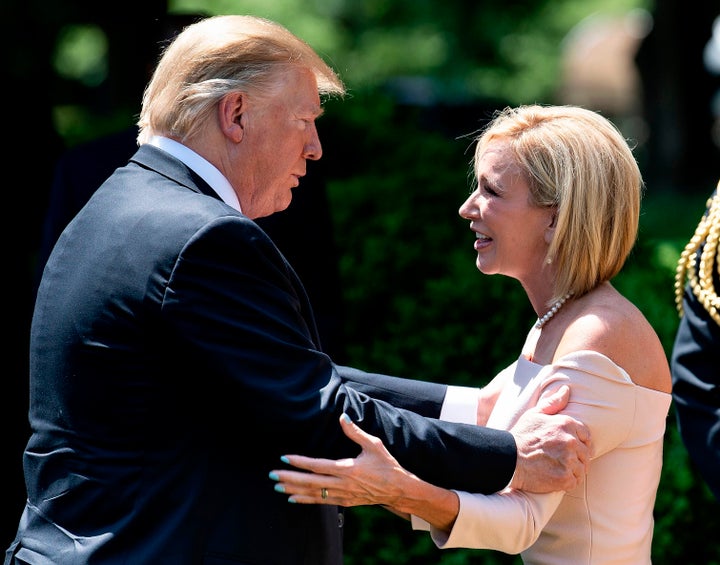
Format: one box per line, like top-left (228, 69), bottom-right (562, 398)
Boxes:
top-left (459, 193), bottom-right (478, 218)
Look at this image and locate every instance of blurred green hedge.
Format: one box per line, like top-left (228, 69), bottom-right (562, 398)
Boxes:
top-left (320, 92), bottom-right (719, 564)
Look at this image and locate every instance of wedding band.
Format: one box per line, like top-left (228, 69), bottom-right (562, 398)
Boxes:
top-left (321, 488), bottom-right (328, 500)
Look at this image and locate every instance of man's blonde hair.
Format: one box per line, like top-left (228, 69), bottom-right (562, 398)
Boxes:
top-left (137, 15), bottom-right (345, 145)
top-left (473, 105), bottom-right (642, 305)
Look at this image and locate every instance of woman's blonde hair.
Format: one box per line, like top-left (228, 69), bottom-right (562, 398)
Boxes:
top-left (473, 104), bottom-right (643, 305)
top-left (137, 15), bottom-right (345, 145)
top-left (675, 184), bottom-right (720, 325)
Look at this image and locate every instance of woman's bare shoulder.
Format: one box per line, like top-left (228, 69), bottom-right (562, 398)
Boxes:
top-left (556, 288), bottom-right (671, 393)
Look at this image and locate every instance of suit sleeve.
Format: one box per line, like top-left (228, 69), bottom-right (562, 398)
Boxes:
top-left (337, 364), bottom-right (450, 417)
top-left (162, 216), bottom-right (516, 494)
top-left (671, 281), bottom-right (720, 500)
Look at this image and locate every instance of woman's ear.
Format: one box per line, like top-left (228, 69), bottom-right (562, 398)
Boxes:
top-left (218, 92), bottom-right (246, 142)
top-left (544, 210), bottom-right (557, 245)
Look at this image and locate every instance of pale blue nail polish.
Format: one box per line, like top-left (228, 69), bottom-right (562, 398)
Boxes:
top-left (274, 483), bottom-right (285, 493)
top-left (280, 455), bottom-right (290, 464)
top-left (341, 413), bottom-right (351, 423)
top-left (288, 497), bottom-right (296, 504)
top-left (269, 472), bottom-right (279, 481)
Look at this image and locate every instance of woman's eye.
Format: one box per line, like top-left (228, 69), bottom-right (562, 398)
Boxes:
top-left (483, 184), bottom-right (499, 197)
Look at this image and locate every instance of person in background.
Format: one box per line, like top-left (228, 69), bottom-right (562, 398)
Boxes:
top-left (671, 182), bottom-right (720, 500)
top-left (5, 17), bottom-right (591, 565)
top-left (271, 104), bottom-right (671, 564)
top-left (37, 14), bottom-right (202, 273)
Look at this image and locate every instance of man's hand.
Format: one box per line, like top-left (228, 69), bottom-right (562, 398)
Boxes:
top-left (509, 385), bottom-right (591, 493)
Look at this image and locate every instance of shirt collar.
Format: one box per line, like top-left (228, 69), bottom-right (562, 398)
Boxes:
top-left (146, 135), bottom-right (242, 213)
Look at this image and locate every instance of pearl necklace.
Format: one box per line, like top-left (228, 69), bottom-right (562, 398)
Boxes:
top-left (534, 293), bottom-right (573, 329)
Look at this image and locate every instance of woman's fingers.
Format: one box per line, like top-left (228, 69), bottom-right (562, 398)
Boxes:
top-left (337, 412), bottom-right (382, 452)
top-left (269, 413), bottom-right (399, 506)
top-left (269, 414), bottom-right (361, 505)
top-left (278, 453), bottom-right (344, 474)
top-left (338, 412), bottom-right (367, 440)
top-left (269, 466), bottom-right (338, 503)
top-left (339, 412), bottom-right (393, 456)
top-left (278, 414), bottom-right (364, 473)
top-left (279, 412), bottom-right (381, 472)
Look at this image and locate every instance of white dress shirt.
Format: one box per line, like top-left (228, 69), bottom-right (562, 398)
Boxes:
top-left (147, 136), bottom-right (242, 213)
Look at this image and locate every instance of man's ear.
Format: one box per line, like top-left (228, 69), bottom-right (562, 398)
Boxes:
top-left (218, 92), bottom-right (246, 142)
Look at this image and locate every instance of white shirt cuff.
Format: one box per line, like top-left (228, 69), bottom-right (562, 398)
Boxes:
top-left (439, 385), bottom-right (480, 424)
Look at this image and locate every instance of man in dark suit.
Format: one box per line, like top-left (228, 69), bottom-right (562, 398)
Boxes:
top-left (37, 12), bottom-right (346, 363)
top-left (38, 126), bottom-right (347, 362)
top-left (671, 183), bottom-right (720, 500)
top-left (5, 15), bottom-right (590, 564)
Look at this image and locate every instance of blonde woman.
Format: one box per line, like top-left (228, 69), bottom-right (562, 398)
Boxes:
top-left (272, 105), bottom-right (672, 564)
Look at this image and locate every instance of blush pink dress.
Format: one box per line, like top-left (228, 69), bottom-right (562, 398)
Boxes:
top-left (414, 326), bottom-right (671, 564)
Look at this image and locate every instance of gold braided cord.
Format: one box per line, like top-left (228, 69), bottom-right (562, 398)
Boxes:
top-left (674, 181), bottom-right (720, 326)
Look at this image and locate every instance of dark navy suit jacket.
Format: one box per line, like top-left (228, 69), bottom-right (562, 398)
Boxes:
top-left (7, 145), bottom-right (516, 564)
top-left (671, 189), bottom-right (720, 500)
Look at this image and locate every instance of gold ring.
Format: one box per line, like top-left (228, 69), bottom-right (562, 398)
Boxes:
top-left (321, 488), bottom-right (328, 500)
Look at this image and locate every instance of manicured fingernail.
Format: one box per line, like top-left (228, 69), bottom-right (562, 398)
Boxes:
top-left (269, 472), bottom-right (279, 481)
top-left (274, 483), bottom-right (285, 493)
top-left (288, 497), bottom-right (296, 504)
top-left (280, 455), bottom-right (290, 464)
top-left (340, 413), bottom-right (351, 423)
